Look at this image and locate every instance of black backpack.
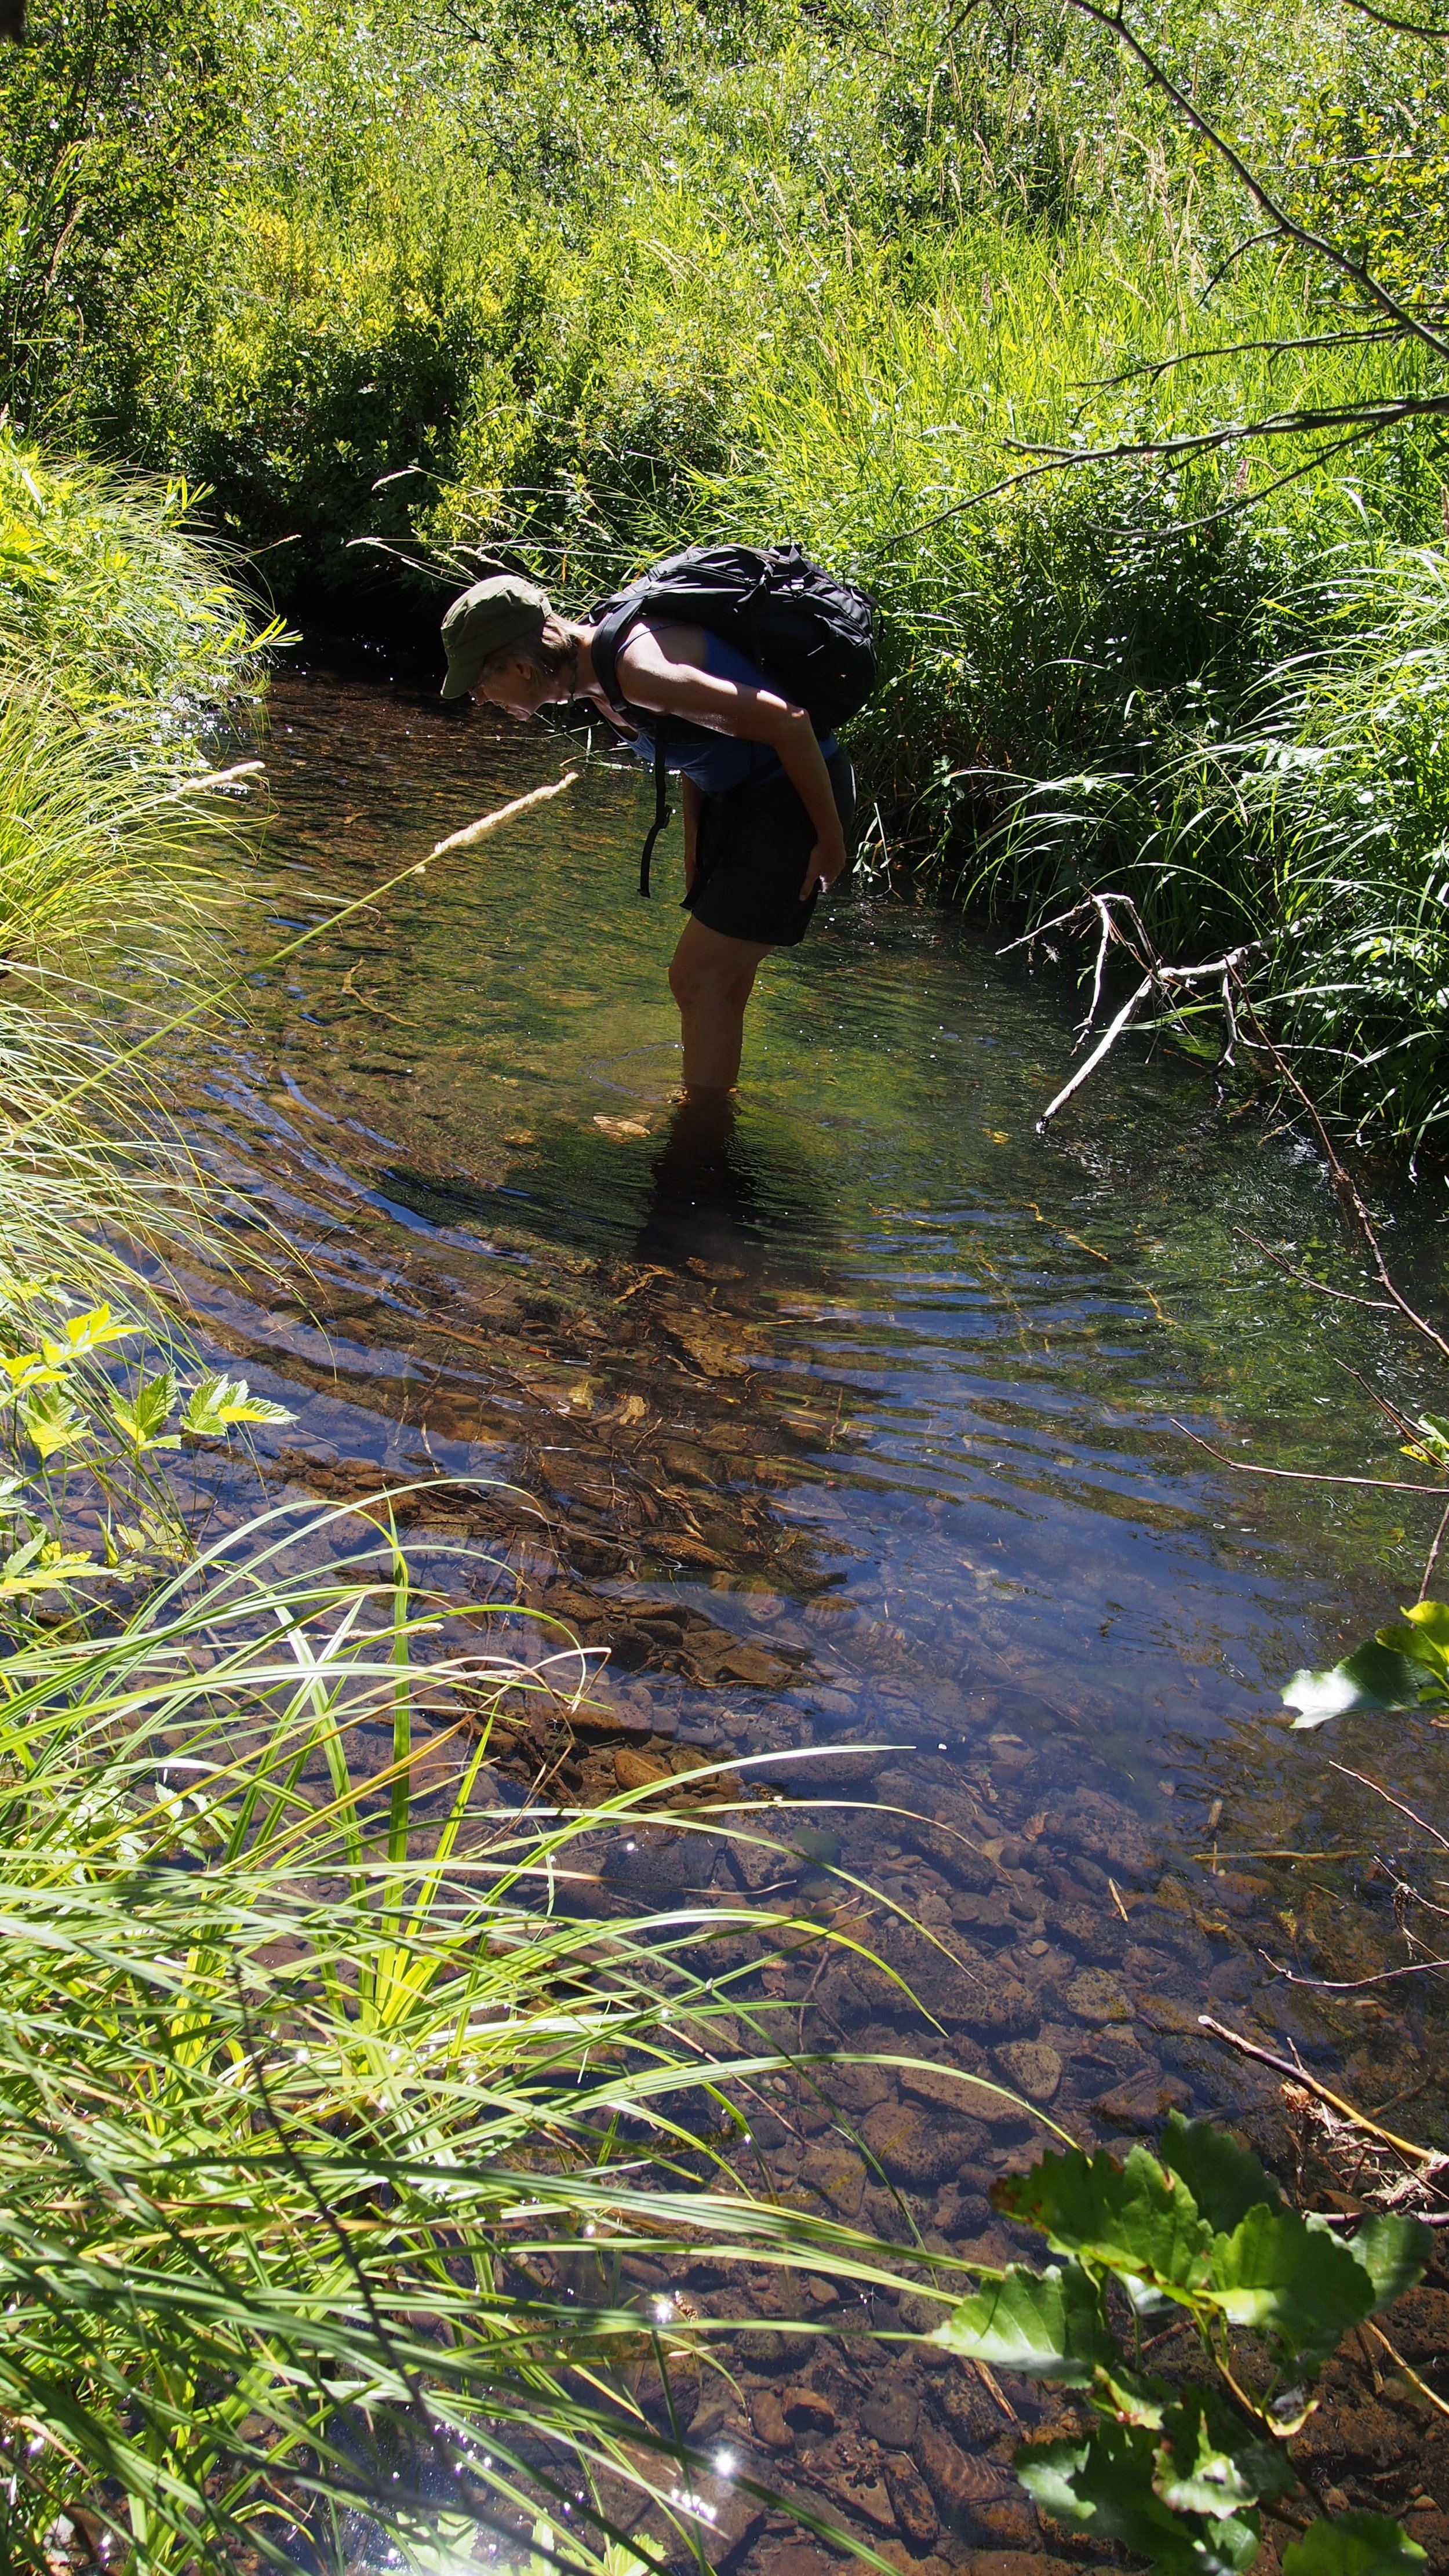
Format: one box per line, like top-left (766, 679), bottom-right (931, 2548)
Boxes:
top-left (587, 542), bottom-right (878, 896)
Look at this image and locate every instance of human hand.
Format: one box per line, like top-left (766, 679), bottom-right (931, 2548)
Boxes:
top-left (799, 830), bottom-right (849, 901)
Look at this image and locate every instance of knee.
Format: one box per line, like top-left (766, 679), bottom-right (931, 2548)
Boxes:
top-left (668, 949), bottom-right (701, 1010)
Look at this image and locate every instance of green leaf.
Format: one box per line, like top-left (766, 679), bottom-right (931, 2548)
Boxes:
top-left (1377, 1622), bottom-right (1449, 1691)
top-left (1152, 2389), bottom-right (1298, 2522)
top-left (1282, 1639), bottom-right (1436, 1726)
top-left (1281, 2515), bottom-right (1428, 2576)
top-left (108, 1368), bottom-right (180, 1454)
top-left (0, 1536), bottom-right (96, 1598)
top-left (0, 1347), bottom-right (61, 1393)
top-left (1202, 2205), bottom-right (1378, 2363)
top-left (1404, 1599), bottom-right (1449, 1651)
top-left (993, 2144), bottom-right (1214, 2293)
top-left (181, 1376), bottom-right (295, 1438)
top-left (1342, 2212), bottom-right (1430, 2314)
top-left (20, 1386), bottom-right (92, 1459)
top-left (929, 2261), bottom-right (1116, 2384)
top-left (1017, 2422), bottom-right (1261, 2576)
top-left (39, 1303), bottom-right (139, 1363)
top-left (1159, 2115), bottom-right (1283, 2233)
top-left (1401, 1417), bottom-right (1449, 1472)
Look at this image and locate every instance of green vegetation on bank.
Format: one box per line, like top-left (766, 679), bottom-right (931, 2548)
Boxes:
top-left (8, 0), bottom-right (1449, 1141)
top-left (0, 426), bottom-right (270, 1295)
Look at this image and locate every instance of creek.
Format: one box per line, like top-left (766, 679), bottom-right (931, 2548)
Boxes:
top-left (166, 671), bottom-right (1449, 2567)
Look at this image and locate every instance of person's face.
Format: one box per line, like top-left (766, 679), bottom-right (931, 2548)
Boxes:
top-left (476, 652), bottom-right (558, 720)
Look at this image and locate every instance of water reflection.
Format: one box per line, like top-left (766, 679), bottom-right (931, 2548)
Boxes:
top-left (632, 1093), bottom-right (835, 1276)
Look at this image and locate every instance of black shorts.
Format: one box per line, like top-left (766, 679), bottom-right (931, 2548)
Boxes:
top-left (683, 749), bottom-right (857, 949)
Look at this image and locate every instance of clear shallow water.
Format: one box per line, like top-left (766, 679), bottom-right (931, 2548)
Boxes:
top-left (162, 671), bottom-right (1448, 2563)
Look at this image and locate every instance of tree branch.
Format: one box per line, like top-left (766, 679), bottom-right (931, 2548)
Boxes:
top-left (1076, 324), bottom-right (1406, 392)
top-left (1061, 0), bottom-right (1449, 359)
top-left (1342, 0), bottom-right (1449, 31)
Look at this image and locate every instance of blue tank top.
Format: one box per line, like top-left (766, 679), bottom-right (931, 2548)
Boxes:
top-left (626, 628), bottom-right (836, 793)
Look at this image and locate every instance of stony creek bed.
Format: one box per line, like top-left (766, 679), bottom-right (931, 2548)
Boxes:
top-left (141, 672), bottom-right (1449, 2573)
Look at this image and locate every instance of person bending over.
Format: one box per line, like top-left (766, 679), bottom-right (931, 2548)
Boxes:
top-left (439, 573), bottom-right (855, 1101)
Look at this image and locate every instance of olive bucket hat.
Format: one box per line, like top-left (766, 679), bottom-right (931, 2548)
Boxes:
top-left (439, 573), bottom-right (551, 700)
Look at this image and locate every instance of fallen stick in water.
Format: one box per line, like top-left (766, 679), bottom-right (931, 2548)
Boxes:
top-left (1199, 2015), bottom-right (1437, 2163)
top-left (426, 771), bottom-right (579, 861)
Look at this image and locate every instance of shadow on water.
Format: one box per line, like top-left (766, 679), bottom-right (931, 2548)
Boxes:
top-left (154, 671), bottom-right (1449, 2570)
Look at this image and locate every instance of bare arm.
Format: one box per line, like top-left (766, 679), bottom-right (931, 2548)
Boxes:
top-left (615, 625), bottom-right (847, 899)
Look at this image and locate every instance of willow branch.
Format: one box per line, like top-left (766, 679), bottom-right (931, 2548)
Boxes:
top-left (1062, 0), bottom-right (1449, 358)
top-left (1077, 325), bottom-right (1407, 391)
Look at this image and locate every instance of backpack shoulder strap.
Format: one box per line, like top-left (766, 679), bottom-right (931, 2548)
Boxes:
top-left (588, 594), bottom-right (647, 715)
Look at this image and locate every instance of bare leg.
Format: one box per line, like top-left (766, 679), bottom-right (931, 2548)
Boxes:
top-left (668, 916), bottom-right (773, 1095)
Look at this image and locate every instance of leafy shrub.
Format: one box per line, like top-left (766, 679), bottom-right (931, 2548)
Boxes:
top-left (935, 2115), bottom-right (1429, 2576)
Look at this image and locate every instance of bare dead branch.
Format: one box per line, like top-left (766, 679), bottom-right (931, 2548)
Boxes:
top-left (1076, 324), bottom-right (1408, 391)
top-left (1197, 2015), bottom-right (1439, 2160)
top-left (1420, 1499), bottom-right (1449, 1602)
top-left (1169, 1418), bottom-right (1449, 1496)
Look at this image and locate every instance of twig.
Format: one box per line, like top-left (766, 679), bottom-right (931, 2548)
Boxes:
top-left (1327, 1763), bottom-right (1449, 1855)
top-left (1233, 997), bottom-right (1449, 1367)
top-left (1037, 975), bottom-right (1153, 1129)
top-left (165, 759), bottom-right (267, 798)
top-left (1077, 322), bottom-right (1404, 391)
top-left (1264, 1948), bottom-right (1449, 1990)
top-left (1344, 0), bottom-right (1449, 28)
top-left (1419, 1501), bottom-right (1449, 1603)
top-left (1331, 1360), bottom-right (1423, 1447)
top-left (1062, 0), bottom-right (1449, 359)
top-left (972, 2360), bottom-right (1018, 2423)
top-left (1232, 1228), bottom-right (1399, 1315)
top-left (1170, 1420), bottom-right (1449, 1497)
top-left (29, 770), bottom-right (581, 1129)
top-left (1197, 2016), bottom-right (1437, 2161)
top-left (1363, 2322), bottom-right (1449, 2417)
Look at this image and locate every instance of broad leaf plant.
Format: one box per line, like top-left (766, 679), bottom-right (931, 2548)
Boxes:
top-left (933, 2115), bottom-right (1429, 2576)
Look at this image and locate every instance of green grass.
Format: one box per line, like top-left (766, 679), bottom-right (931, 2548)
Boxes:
top-left (0, 428), bottom-right (274, 1301)
top-left (0, 1491), bottom-right (1011, 2573)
